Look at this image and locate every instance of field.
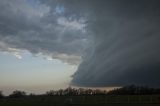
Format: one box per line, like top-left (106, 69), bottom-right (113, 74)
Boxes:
top-left (0, 95), bottom-right (160, 106)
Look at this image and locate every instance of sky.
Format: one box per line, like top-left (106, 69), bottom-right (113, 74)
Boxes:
top-left (0, 51), bottom-right (77, 95)
top-left (1, 0), bottom-right (160, 95)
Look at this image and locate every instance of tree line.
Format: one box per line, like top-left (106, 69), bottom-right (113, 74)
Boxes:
top-left (0, 85), bottom-right (160, 98)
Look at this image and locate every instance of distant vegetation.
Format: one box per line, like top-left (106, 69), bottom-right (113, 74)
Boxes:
top-left (45, 87), bottom-right (106, 96)
top-left (8, 90), bottom-right (26, 98)
top-left (0, 85), bottom-right (160, 106)
top-left (0, 91), bottom-right (4, 98)
top-left (45, 85), bottom-right (160, 96)
top-left (0, 85), bottom-right (160, 97)
top-left (108, 85), bottom-right (160, 95)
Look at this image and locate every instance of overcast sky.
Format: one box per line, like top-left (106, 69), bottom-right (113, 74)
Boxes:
top-left (0, 0), bottom-right (160, 95)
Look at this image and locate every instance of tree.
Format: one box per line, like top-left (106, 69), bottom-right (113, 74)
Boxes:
top-left (46, 90), bottom-right (57, 96)
top-left (9, 90), bottom-right (26, 98)
top-left (107, 85), bottom-right (160, 95)
top-left (0, 91), bottom-right (4, 98)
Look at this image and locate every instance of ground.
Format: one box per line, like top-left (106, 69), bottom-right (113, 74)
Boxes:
top-left (0, 95), bottom-right (160, 106)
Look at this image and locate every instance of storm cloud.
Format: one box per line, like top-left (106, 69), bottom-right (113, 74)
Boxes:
top-left (1, 0), bottom-right (160, 87)
top-left (0, 0), bottom-right (88, 65)
top-left (61, 0), bottom-right (160, 87)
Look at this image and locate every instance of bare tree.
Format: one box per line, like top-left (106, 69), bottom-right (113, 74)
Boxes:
top-left (9, 90), bottom-right (26, 98)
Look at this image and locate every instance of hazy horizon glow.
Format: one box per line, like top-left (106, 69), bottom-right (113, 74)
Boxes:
top-left (0, 51), bottom-right (77, 95)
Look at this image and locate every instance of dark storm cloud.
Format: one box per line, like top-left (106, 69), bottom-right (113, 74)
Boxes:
top-left (61, 0), bottom-right (160, 87)
top-left (1, 0), bottom-right (160, 87)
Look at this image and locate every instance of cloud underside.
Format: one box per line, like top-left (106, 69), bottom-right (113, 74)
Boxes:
top-left (1, 0), bottom-right (160, 87)
top-left (0, 0), bottom-right (88, 65)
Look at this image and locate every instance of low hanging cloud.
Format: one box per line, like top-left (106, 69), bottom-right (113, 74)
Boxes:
top-left (59, 0), bottom-right (160, 87)
top-left (1, 0), bottom-right (160, 87)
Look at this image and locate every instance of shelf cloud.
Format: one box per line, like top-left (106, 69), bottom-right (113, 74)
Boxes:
top-left (57, 0), bottom-right (160, 87)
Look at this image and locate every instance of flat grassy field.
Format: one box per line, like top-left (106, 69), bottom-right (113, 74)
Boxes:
top-left (0, 95), bottom-right (160, 106)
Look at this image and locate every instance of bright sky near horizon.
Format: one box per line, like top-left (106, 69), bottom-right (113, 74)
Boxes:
top-left (0, 0), bottom-right (83, 95)
top-left (0, 51), bottom-right (77, 95)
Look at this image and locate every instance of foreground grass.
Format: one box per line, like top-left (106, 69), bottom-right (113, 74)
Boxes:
top-left (0, 95), bottom-right (160, 106)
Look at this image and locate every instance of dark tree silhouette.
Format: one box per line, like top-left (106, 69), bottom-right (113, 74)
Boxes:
top-left (9, 90), bottom-right (26, 98)
top-left (107, 85), bottom-right (160, 95)
top-left (45, 85), bottom-right (160, 96)
top-left (45, 87), bottom-right (107, 96)
top-left (0, 91), bottom-right (4, 98)
top-left (46, 90), bottom-right (57, 96)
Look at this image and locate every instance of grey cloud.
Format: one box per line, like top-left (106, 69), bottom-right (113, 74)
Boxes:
top-left (0, 0), bottom-right (89, 64)
top-left (69, 0), bottom-right (160, 87)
